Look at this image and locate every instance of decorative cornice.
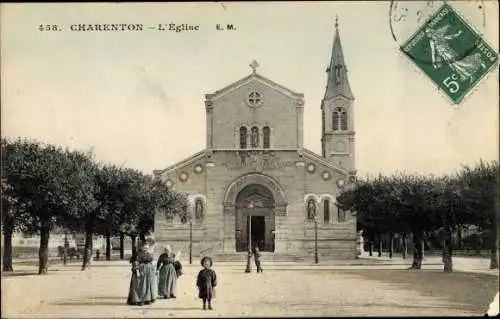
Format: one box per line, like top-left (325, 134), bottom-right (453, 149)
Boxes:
top-left (324, 130), bottom-right (355, 136)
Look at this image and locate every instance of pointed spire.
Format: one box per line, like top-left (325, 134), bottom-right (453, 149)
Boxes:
top-left (324, 17), bottom-right (354, 100)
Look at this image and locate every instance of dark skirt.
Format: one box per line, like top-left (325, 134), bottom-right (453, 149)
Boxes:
top-left (127, 263), bottom-right (157, 305)
top-left (158, 263), bottom-right (177, 298)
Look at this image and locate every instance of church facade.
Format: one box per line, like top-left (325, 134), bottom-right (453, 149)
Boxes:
top-left (153, 22), bottom-right (358, 259)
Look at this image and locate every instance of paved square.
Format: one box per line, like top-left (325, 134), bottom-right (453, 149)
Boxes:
top-left (2, 257), bottom-right (497, 318)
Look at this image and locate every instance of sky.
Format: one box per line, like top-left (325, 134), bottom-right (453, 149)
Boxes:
top-left (1, 1), bottom-right (498, 177)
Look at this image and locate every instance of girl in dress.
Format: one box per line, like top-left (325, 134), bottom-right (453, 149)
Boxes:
top-left (196, 256), bottom-right (217, 310)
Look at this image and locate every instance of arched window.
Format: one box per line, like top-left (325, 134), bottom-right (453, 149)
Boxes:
top-left (306, 199), bottom-right (316, 220)
top-left (323, 199), bottom-right (330, 224)
top-left (340, 110), bottom-right (347, 130)
top-left (194, 199), bottom-right (204, 224)
top-left (263, 126), bottom-right (270, 149)
top-left (332, 107), bottom-right (348, 131)
top-left (239, 127), bottom-right (247, 149)
top-left (251, 126), bottom-right (259, 148)
top-left (332, 112), bottom-right (339, 131)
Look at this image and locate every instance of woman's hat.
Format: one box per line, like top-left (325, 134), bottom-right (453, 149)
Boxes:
top-left (200, 256), bottom-right (213, 267)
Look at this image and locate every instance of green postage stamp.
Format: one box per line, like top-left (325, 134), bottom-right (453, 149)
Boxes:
top-left (401, 3), bottom-right (498, 104)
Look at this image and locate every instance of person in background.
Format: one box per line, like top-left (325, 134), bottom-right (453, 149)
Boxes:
top-left (157, 245), bottom-right (177, 299)
top-left (252, 243), bottom-right (263, 273)
top-left (173, 251), bottom-right (183, 278)
top-left (196, 256), bottom-right (217, 310)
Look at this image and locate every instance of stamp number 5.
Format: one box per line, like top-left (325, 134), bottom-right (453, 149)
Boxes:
top-left (443, 74), bottom-right (460, 94)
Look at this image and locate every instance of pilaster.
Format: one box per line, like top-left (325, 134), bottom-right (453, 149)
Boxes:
top-left (205, 97), bottom-right (214, 149)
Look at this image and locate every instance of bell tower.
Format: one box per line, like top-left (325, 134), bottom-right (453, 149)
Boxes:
top-left (321, 17), bottom-right (355, 172)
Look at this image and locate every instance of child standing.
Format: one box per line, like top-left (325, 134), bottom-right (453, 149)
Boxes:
top-left (196, 256), bottom-right (217, 310)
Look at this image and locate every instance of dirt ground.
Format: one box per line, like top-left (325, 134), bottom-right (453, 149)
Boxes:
top-left (2, 258), bottom-right (497, 318)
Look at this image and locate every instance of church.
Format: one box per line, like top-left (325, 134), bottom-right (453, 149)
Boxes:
top-left (153, 21), bottom-right (358, 260)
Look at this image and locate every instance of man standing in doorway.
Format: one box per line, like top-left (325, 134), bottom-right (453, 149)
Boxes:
top-left (252, 242), bottom-right (263, 273)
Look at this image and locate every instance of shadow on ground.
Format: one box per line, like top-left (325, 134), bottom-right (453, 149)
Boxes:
top-left (52, 298), bottom-right (202, 310)
top-left (260, 300), bottom-right (471, 312)
top-left (145, 307), bottom-right (203, 311)
top-left (53, 301), bottom-right (127, 306)
top-left (338, 269), bottom-right (497, 313)
top-left (1, 272), bottom-right (39, 277)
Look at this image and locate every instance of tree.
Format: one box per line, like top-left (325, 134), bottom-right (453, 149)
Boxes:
top-left (92, 165), bottom-right (125, 261)
top-left (1, 176), bottom-right (32, 272)
top-left (117, 172), bottom-right (188, 261)
top-left (2, 138), bottom-right (98, 274)
top-left (458, 161), bottom-right (499, 269)
top-left (434, 176), bottom-right (463, 272)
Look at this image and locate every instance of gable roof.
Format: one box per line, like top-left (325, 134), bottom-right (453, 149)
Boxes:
top-left (153, 150), bottom-right (206, 177)
top-left (301, 148), bottom-right (350, 175)
top-left (205, 72), bottom-right (304, 101)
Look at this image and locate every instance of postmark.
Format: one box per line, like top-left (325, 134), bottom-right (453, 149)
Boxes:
top-left (398, 3), bottom-right (498, 104)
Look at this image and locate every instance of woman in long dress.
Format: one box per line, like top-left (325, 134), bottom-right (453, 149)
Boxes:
top-left (127, 259), bottom-right (140, 305)
top-left (127, 244), bottom-right (157, 306)
top-left (157, 246), bottom-right (177, 299)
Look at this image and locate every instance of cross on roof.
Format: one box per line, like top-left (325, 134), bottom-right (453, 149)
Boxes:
top-left (250, 60), bottom-right (259, 74)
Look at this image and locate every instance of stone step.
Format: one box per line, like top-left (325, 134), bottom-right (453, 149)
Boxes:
top-left (211, 252), bottom-right (306, 262)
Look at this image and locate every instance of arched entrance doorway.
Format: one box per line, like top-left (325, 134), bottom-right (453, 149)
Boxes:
top-left (222, 172), bottom-right (288, 253)
top-left (235, 184), bottom-right (275, 252)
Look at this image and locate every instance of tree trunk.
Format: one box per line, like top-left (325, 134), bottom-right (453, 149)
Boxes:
top-left (82, 219), bottom-right (93, 270)
top-left (2, 215), bottom-right (14, 272)
top-left (105, 228), bottom-right (111, 261)
top-left (119, 232), bottom-right (125, 260)
top-left (402, 233), bottom-right (407, 259)
top-left (457, 226), bottom-right (463, 249)
top-left (130, 235), bottom-right (137, 262)
top-left (421, 237), bottom-right (425, 261)
top-left (368, 239), bottom-right (373, 256)
top-left (490, 206), bottom-right (499, 269)
top-left (38, 221), bottom-right (50, 275)
top-left (389, 232), bottom-right (394, 258)
top-left (63, 232), bottom-right (69, 265)
top-left (377, 236), bottom-right (383, 257)
top-left (139, 233), bottom-right (146, 244)
top-left (410, 230), bottom-right (424, 269)
top-left (443, 226), bottom-right (453, 273)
